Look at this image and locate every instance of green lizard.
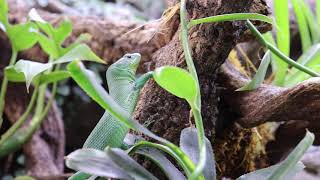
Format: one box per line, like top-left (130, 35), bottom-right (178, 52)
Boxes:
top-left (70, 53), bottom-right (153, 179)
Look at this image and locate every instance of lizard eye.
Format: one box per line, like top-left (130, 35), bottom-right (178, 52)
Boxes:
top-left (126, 55), bottom-right (132, 59)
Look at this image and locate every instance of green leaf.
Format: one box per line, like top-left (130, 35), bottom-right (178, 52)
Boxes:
top-left (153, 66), bottom-right (197, 102)
top-left (180, 127), bottom-right (216, 180)
top-left (52, 19), bottom-right (72, 46)
top-left (6, 65), bottom-right (70, 84)
top-left (268, 131), bottom-right (314, 180)
top-left (29, 8), bottom-right (72, 57)
top-left (317, 0), bottom-right (320, 27)
top-left (11, 44), bottom-right (103, 90)
top-left (105, 147), bottom-right (157, 180)
top-left (237, 51), bottom-right (271, 91)
top-left (0, 0), bottom-right (8, 25)
top-left (14, 176), bottom-right (36, 180)
top-left (237, 161), bottom-right (305, 180)
top-left (300, 0), bottom-right (320, 43)
top-left (273, 0), bottom-right (290, 86)
top-left (292, 0), bottom-right (312, 52)
top-left (188, 13), bottom-right (273, 28)
top-left (56, 44), bottom-right (104, 64)
top-left (7, 22), bottom-right (38, 51)
top-left (37, 32), bottom-right (59, 58)
top-left (124, 134), bottom-right (185, 180)
top-left (285, 44), bottom-right (320, 87)
top-left (66, 149), bottom-right (133, 179)
top-left (135, 147), bottom-right (185, 180)
top-left (38, 71), bottom-right (70, 85)
top-left (14, 60), bottom-right (52, 90)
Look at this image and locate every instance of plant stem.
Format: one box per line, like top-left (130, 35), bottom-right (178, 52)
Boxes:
top-left (0, 49), bottom-right (18, 129)
top-left (180, 1), bottom-right (206, 179)
top-left (247, 20), bottom-right (320, 77)
top-left (0, 85), bottom-right (39, 145)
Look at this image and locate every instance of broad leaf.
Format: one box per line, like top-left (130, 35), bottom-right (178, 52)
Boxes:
top-left (180, 127), bottom-right (216, 180)
top-left (14, 60), bottom-right (51, 90)
top-left (37, 32), bottom-right (59, 58)
top-left (66, 149), bottom-right (133, 179)
top-left (56, 44), bottom-right (104, 64)
top-left (237, 161), bottom-right (305, 180)
top-left (7, 22), bottom-right (38, 51)
top-left (5, 66), bottom-right (70, 84)
top-left (153, 66), bottom-right (197, 102)
top-left (237, 51), bottom-right (271, 91)
top-left (11, 44), bottom-right (104, 90)
top-left (29, 9), bottom-right (72, 57)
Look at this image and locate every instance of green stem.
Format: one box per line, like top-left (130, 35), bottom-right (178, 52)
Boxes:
top-left (247, 20), bottom-right (320, 77)
top-left (0, 85), bottom-right (39, 145)
top-left (180, 1), bottom-right (206, 179)
top-left (0, 49), bottom-right (18, 129)
top-left (0, 82), bottom-right (58, 158)
top-left (188, 13), bottom-right (273, 28)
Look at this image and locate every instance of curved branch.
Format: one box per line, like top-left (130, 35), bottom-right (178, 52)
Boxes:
top-left (219, 61), bottom-right (320, 128)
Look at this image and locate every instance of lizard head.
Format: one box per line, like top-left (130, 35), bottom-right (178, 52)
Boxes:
top-left (106, 53), bottom-right (141, 80)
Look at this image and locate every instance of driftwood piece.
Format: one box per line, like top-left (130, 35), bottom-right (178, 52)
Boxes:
top-left (219, 61), bottom-right (320, 128)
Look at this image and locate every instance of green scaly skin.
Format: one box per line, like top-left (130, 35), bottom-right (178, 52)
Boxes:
top-left (70, 53), bottom-right (149, 180)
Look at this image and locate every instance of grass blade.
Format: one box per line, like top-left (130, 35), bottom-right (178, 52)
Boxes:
top-left (188, 13), bottom-right (273, 28)
top-left (291, 0), bottom-right (312, 52)
top-left (273, 0), bottom-right (290, 86)
top-left (237, 51), bottom-right (271, 91)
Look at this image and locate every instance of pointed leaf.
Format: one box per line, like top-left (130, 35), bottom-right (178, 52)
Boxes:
top-left (14, 60), bottom-right (51, 90)
top-left (52, 19), bottom-right (72, 45)
top-left (136, 147), bottom-right (185, 180)
top-left (105, 148), bottom-right (157, 180)
top-left (37, 32), bottom-right (59, 58)
top-left (292, 0), bottom-right (312, 52)
top-left (66, 149), bottom-right (133, 179)
top-left (180, 127), bottom-right (216, 180)
top-left (268, 131), bottom-right (314, 180)
top-left (237, 51), bottom-right (271, 91)
top-left (7, 22), bottom-right (38, 51)
top-left (11, 44), bottom-right (103, 89)
top-left (153, 66), bottom-right (197, 101)
top-left (56, 44), bottom-right (104, 64)
top-left (6, 65), bottom-right (70, 85)
top-left (237, 161), bottom-right (304, 180)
